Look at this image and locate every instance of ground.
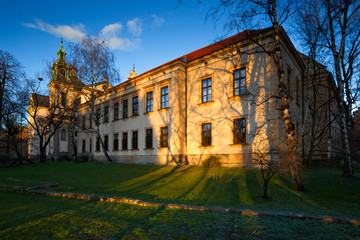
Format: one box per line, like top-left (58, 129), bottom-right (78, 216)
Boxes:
top-left (0, 162), bottom-right (359, 239)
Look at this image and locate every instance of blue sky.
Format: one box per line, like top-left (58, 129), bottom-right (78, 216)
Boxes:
top-left (1, 1), bottom-right (300, 85)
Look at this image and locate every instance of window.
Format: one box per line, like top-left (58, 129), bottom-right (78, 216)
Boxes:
top-left (89, 138), bottom-right (92, 152)
top-left (96, 137), bottom-right (100, 151)
top-left (61, 92), bottom-right (67, 106)
top-left (233, 118), bottom-right (246, 144)
top-left (132, 96), bottom-right (139, 116)
top-left (145, 129), bottom-right (153, 148)
top-left (122, 132), bottom-right (128, 150)
top-left (114, 102), bottom-right (119, 120)
top-left (296, 78), bottom-right (300, 104)
top-left (113, 134), bottom-right (119, 151)
top-left (104, 135), bottom-right (109, 151)
top-left (287, 68), bottom-right (292, 97)
top-left (82, 139), bottom-right (86, 153)
top-left (82, 116), bottom-right (86, 130)
top-left (202, 78), bottom-right (212, 103)
top-left (96, 108), bottom-right (101, 124)
top-left (201, 123), bottom-right (212, 146)
top-left (61, 129), bottom-right (66, 141)
top-left (146, 91), bottom-right (153, 112)
top-left (123, 99), bottom-right (128, 118)
top-left (89, 114), bottom-right (93, 128)
top-left (161, 86), bottom-right (169, 109)
top-left (160, 126), bottom-right (169, 148)
top-left (234, 68), bottom-right (246, 96)
top-left (132, 131), bottom-right (138, 149)
top-left (104, 106), bottom-right (109, 122)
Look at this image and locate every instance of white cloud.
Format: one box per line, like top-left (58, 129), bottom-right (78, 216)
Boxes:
top-left (22, 18), bottom-right (86, 42)
top-left (100, 23), bottom-right (123, 37)
top-left (127, 18), bottom-right (142, 36)
top-left (151, 14), bottom-right (164, 28)
top-left (106, 37), bottom-right (141, 51)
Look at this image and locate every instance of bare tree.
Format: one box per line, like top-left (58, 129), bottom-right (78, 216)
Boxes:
top-left (26, 79), bottom-right (67, 163)
top-left (297, 0), bottom-right (360, 177)
top-left (69, 36), bottom-right (120, 162)
top-left (208, 0), bottom-right (304, 190)
top-left (0, 50), bottom-right (25, 128)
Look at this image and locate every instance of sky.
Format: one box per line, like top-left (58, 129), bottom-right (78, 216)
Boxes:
top-left (1, 0), bottom-right (300, 87)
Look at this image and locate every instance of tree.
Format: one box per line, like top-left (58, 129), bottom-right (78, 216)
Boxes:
top-left (26, 79), bottom-right (66, 163)
top-left (70, 36), bottom-right (119, 162)
top-left (0, 50), bottom-right (25, 128)
top-left (208, 0), bottom-right (304, 190)
top-left (297, 0), bottom-right (360, 177)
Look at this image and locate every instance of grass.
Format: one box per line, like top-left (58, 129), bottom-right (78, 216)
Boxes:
top-left (1, 191), bottom-right (359, 239)
top-left (1, 162), bottom-right (359, 219)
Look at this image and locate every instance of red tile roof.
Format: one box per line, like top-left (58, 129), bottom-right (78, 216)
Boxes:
top-left (114, 27), bottom-right (273, 88)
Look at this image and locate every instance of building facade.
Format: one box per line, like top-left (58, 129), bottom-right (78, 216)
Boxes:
top-left (28, 27), bottom-right (341, 166)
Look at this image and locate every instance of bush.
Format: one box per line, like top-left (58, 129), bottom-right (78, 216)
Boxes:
top-left (57, 154), bottom-right (72, 162)
top-left (202, 155), bottom-right (222, 168)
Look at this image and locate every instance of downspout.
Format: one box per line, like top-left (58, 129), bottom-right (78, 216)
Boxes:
top-left (184, 56), bottom-right (188, 165)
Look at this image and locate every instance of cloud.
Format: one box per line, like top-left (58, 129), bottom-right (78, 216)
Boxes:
top-left (127, 18), bottom-right (142, 36)
top-left (100, 23), bottom-right (123, 37)
top-left (106, 37), bottom-right (141, 51)
top-left (22, 18), bottom-right (86, 42)
top-left (151, 14), bottom-right (164, 28)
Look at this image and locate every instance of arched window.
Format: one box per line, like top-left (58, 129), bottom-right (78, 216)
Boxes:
top-left (61, 129), bottom-right (66, 141)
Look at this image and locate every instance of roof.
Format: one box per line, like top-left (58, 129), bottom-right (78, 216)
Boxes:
top-left (31, 93), bottom-right (49, 108)
top-left (114, 27), bottom-right (273, 88)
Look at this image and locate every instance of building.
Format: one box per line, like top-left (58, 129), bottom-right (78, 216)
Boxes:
top-left (28, 27), bottom-right (342, 166)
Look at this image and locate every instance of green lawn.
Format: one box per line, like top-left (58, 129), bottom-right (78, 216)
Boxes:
top-left (1, 191), bottom-right (359, 240)
top-left (1, 162), bottom-right (359, 219)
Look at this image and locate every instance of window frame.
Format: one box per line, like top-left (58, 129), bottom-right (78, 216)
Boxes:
top-left (82, 139), bottom-right (86, 153)
top-left (104, 106), bottom-right (109, 123)
top-left (96, 137), bottom-right (100, 152)
top-left (160, 126), bottom-right (169, 148)
top-left (122, 132), bottom-right (128, 150)
top-left (145, 128), bottom-right (153, 149)
top-left (160, 86), bottom-right (169, 109)
top-left (132, 96), bottom-right (139, 116)
top-left (123, 99), bottom-right (128, 118)
top-left (233, 118), bottom-right (246, 144)
top-left (60, 129), bottom-right (66, 141)
top-left (201, 78), bottom-right (212, 103)
top-left (201, 123), bottom-right (212, 146)
top-left (146, 91), bottom-right (153, 113)
top-left (114, 102), bottom-right (119, 120)
top-left (113, 133), bottom-right (119, 151)
top-left (132, 131), bottom-right (138, 150)
top-left (233, 67), bottom-right (246, 96)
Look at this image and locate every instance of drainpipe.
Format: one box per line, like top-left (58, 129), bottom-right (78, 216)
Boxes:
top-left (184, 56), bottom-right (188, 165)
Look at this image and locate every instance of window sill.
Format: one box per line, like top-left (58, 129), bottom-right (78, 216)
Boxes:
top-left (198, 145), bottom-right (214, 148)
top-left (158, 146), bottom-right (169, 149)
top-left (158, 107), bottom-right (170, 112)
top-left (112, 149), bottom-right (119, 152)
top-left (130, 114), bottom-right (139, 118)
top-left (144, 147), bottom-right (154, 150)
top-left (229, 143), bottom-right (248, 147)
top-left (121, 117), bottom-right (129, 120)
top-left (198, 101), bottom-right (215, 106)
top-left (112, 118), bottom-right (120, 122)
top-left (143, 111), bottom-right (154, 115)
top-left (228, 93), bottom-right (250, 100)
top-left (131, 148), bottom-right (139, 151)
top-left (121, 149), bottom-right (129, 152)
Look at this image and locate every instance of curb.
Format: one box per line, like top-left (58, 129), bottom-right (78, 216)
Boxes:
top-left (1, 184), bottom-right (359, 226)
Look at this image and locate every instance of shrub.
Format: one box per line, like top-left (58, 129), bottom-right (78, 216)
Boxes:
top-left (202, 155), bottom-right (222, 168)
top-left (76, 153), bottom-right (90, 162)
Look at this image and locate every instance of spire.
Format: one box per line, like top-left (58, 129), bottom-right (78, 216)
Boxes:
top-left (56, 40), bottom-right (66, 63)
top-left (128, 64), bottom-right (138, 79)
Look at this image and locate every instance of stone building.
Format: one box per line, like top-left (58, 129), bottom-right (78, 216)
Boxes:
top-left (28, 27), bottom-right (342, 166)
